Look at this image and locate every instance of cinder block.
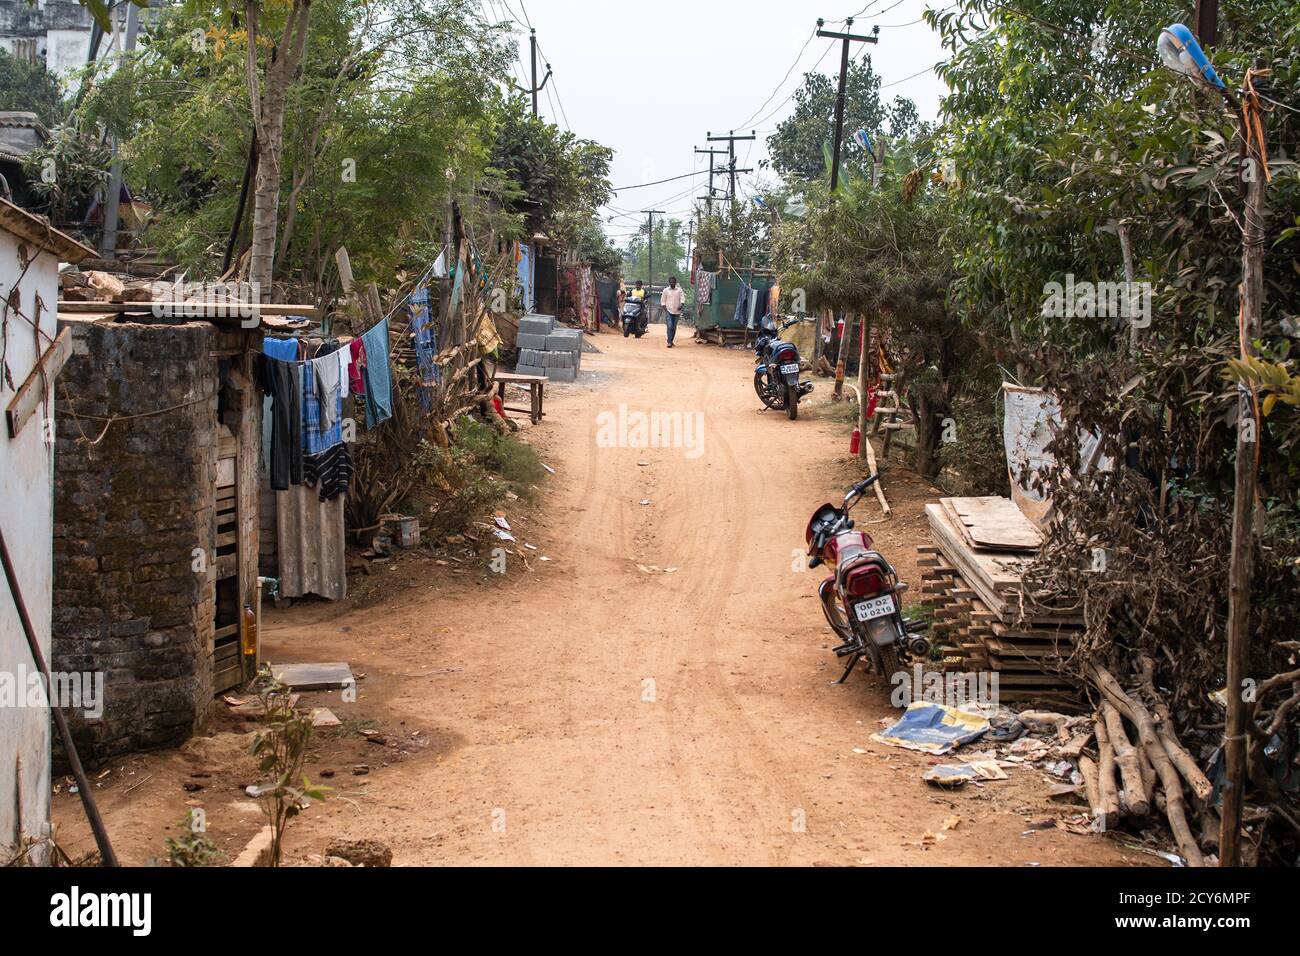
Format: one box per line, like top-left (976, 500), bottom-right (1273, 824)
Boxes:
top-left (545, 330), bottom-right (582, 350)
top-left (548, 366), bottom-right (577, 382)
top-left (519, 314), bottom-right (555, 336)
top-left (515, 364), bottom-right (546, 377)
top-left (517, 332), bottom-right (548, 350)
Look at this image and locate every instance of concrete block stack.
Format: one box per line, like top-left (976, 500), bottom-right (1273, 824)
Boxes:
top-left (514, 313), bottom-right (583, 382)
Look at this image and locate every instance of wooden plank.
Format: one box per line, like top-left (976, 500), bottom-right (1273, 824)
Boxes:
top-left (6, 328), bottom-right (72, 439)
top-left (0, 197), bottom-right (96, 260)
top-left (943, 496), bottom-right (1043, 552)
top-left (236, 345), bottom-right (262, 683)
top-left (214, 553), bottom-right (238, 581)
top-left (990, 620), bottom-right (1084, 641)
top-left (990, 673), bottom-right (1078, 687)
top-left (57, 300), bottom-right (319, 318)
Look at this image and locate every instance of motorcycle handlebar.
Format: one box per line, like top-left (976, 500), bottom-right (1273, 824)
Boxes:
top-left (844, 474), bottom-right (879, 508)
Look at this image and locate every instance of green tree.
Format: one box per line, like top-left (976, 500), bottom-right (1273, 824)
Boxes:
top-left (80, 0), bottom-right (511, 290)
top-left (620, 217), bottom-right (687, 288)
top-left (932, 0), bottom-right (1300, 751)
top-left (487, 93), bottom-right (614, 250)
top-left (0, 51), bottom-right (63, 125)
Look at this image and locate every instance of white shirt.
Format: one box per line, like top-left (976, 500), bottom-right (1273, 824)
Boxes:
top-left (660, 285), bottom-right (685, 315)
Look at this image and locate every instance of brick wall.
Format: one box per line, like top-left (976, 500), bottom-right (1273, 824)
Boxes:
top-left (52, 320), bottom-right (218, 764)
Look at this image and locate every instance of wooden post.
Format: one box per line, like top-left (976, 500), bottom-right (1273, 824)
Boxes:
top-left (857, 311), bottom-right (871, 461)
top-left (833, 313), bottom-right (854, 401)
top-left (1220, 91), bottom-right (1268, 867)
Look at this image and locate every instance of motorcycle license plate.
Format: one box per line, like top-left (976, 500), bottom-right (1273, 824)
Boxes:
top-left (780, 363), bottom-right (800, 375)
top-left (854, 595), bottom-right (894, 622)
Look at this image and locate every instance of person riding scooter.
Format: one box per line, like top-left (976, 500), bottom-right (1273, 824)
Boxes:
top-left (622, 280), bottom-right (649, 338)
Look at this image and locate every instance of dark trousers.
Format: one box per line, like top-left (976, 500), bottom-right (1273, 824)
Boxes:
top-left (665, 311), bottom-right (679, 345)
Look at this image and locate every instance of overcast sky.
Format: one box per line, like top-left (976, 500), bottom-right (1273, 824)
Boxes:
top-left (483, 0), bottom-right (951, 247)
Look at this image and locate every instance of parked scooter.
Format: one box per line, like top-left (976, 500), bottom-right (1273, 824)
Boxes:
top-left (805, 475), bottom-right (930, 694)
top-left (754, 317), bottom-right (813, 419)
top-left (622, 297), bottom-right (647, 338)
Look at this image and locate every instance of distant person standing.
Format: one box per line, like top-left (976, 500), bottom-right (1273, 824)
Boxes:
top-left (660, 276), bottom-right (685, 348)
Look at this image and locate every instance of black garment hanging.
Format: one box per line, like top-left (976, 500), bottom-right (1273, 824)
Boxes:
top-left (257, 354), bottom-right (304, 490)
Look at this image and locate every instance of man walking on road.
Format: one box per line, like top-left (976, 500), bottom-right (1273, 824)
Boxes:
top-left (661, 275), bottom-right (685, 348)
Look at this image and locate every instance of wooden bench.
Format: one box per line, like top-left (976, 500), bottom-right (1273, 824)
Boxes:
top-left (495, 371), bottom-right (546, 424)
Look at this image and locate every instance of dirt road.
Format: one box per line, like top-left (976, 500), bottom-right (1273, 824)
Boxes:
top-left (56, 324), bottom-right (1146, 866)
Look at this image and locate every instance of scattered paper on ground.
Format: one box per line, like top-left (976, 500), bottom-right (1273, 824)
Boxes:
top-left (871, 702), bottom-right (990, 755)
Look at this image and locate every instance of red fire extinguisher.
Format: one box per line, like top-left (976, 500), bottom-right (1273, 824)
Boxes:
top-left (849, 426), bottom-right (861, 455)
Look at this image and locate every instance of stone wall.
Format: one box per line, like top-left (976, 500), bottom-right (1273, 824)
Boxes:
top-left (52, 320), bottom-right (218, 764)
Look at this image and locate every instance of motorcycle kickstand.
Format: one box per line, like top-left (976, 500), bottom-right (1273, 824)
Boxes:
top-left (835, 652), bottom-right (860, 685)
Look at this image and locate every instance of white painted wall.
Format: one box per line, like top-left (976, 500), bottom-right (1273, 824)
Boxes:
top-left (43, 28), bottom-right (88, 79)
top-left (0, 230), bottom-right (59, 864)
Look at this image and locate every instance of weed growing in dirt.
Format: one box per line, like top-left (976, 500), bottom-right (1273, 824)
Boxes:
top-left (248, 667), bottom-right (330, 867)
top-left (454, 416), bottom-right (545, 493)
top-left (164, 810), bottom-right (219, 867)
top-left (414, 417), bottom-right (545, 538)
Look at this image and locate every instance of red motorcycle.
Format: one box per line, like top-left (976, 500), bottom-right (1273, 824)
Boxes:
top-left (805, 475), bottom-right (930, 690)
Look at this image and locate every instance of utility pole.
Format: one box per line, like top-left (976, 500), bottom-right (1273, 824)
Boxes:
top-left (100, 1), bottom-right (140, 256)
top-left (707, 130), bottom-right (756, 201)
top-left (642, 209), bottom-right (665, 291)
top-left (695, 146), bottom-right (727, 215)
top-left (816, 17), bottom-right (879, 193)
top-left (1220, 68), bottom-right (1268, 869)
top-left (528, 29), bottom-right (552, 118)
top-left (1193, 0), bottom-right (1219, 46)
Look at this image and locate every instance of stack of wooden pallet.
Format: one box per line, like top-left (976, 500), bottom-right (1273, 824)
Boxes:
top-left (919, 496), bottom-right (1083, 706)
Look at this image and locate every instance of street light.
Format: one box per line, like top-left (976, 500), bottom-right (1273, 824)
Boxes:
top-left (1157, 23), bottom-right (1226, 91)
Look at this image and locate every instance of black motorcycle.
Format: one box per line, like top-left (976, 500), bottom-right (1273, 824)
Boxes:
top-left (622, 297), bottom-right (647, 338)
top-left (754, 317), bottom-right (813, 419)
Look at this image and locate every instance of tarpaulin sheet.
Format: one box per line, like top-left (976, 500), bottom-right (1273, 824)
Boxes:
top-left (871, 702), bottom-right (990, 755)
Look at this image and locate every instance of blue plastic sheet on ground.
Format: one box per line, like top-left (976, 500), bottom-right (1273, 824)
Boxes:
top-left (871, 702), bottom-right (990, 755)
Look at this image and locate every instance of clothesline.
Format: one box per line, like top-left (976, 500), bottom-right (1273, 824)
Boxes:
top-left (279, 237), bottom-right (461, 362)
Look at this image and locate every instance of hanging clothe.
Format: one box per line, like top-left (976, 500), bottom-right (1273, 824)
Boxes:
top-left (408, 286), bottom-right (438, 414)
top-left (695, 269), bottom-right (715, 305)
top-left (300, 358), bottom-right (351, 501)
top-left (733, 282), bottom-right (751, 327)
top-left (257, 353), bottom-right (303, 491)
top-left (337, 345), bottom-right (352, 400)
top-left (360, 318), bottom-right (393, 427)
top-left (348, 337), bottom-right (367, 396)
top-left (313, 351), bottom-right (343, 429)
top-left (263, 337), bottom-right (299, 363)
top-left (750, 288), bottom-right (766, 328)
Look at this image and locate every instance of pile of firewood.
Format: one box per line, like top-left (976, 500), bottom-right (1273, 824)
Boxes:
top-left (1073, 657), bottom-right (1214, 865)
top-left (59, 269), bottom-right (157, 302)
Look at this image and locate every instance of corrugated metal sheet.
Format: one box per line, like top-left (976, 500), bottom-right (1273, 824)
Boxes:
top-left (275, 485), bottom-right (347, 601)
top-left (697, 275), bottom-right (775, 330)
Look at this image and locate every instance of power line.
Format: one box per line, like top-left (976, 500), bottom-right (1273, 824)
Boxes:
top-left (745, 39), bottom-right (839, 133)
top-left (734, 29), bottom-right (818, 129)
top-left (880, 61), bottom-right (945, 89)
top-left (612, 169), bottom-right (705, 191)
